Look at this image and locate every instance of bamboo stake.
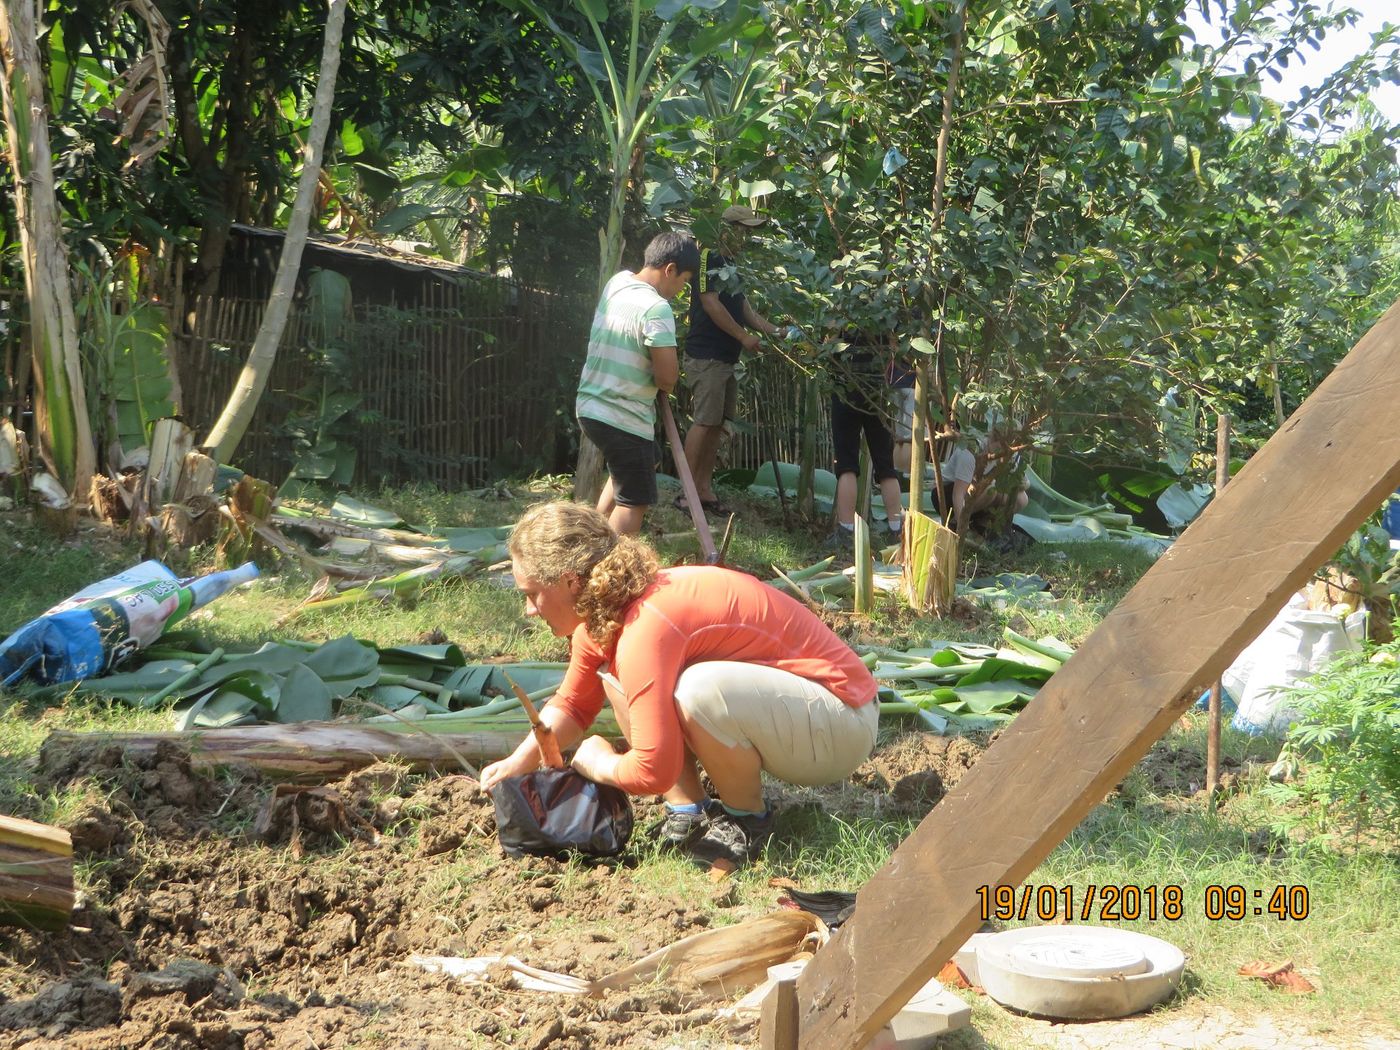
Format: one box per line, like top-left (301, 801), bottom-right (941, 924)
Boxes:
top-left (0, 815), bottom-right (74, 932)
top-left (1206, 413), bottom-right (1230, 797)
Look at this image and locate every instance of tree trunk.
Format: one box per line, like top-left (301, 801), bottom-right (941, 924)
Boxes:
top-left (0, 815), bottom-right (74, 932)
top-left (203, 0), bottom-right (348, 462)
top-left (573, 161), bottom-right (633, 506)
top-left (910, 0), bottom-right (968, 522)
top-left (0, 0), bottom-right (96, 499)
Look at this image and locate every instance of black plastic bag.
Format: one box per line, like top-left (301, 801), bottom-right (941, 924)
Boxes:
top-left (489, 768), bottom-right (634, 859)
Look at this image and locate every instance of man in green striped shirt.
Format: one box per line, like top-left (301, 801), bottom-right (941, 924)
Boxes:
top-left (576, 232), bottom-right (700, 535)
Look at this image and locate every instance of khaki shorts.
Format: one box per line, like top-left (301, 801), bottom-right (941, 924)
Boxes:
top-left (684, 355), bottom-right (739, 427)
top-left (673, 662), bottom-right (879, 787)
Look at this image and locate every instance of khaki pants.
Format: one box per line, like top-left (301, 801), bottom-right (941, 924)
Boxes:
top-left (600, 662), bottom-right (879, 787)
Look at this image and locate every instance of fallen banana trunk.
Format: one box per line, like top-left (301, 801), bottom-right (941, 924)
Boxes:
top-left (271, 511), bottom-right (440, 548)
top-left (0, 815), bottom-right (74, 932)
top-left (39, 722), bottom-right (535, 782)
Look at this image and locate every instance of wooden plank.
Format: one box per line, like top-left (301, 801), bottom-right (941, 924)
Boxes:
top-left (793, 298), bottom-right (1400, 1050)
top-left (759, 972), bottom-right (799, 1050)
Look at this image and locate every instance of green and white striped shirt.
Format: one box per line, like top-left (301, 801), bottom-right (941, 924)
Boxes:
top-left (576, 271), bottom-right (676, 439)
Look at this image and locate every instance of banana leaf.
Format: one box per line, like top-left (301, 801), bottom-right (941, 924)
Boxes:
top-left (65, 660), bottom-right (197, 703)
top-left (1157, 482), bottom-right (1212, 529)
top-left (438, 526), bottom-right (513, 552)
top-left (366, 684), bottom-right (428, 710)
top-left (183, 692), bottom-right (261, 729)
top-left (107, 303), bottom-right (175, 455)
top-left (274, 665), bottom-right (334, 722)
top-left (376, 643), bottom-right (468, 667)
top-left (201, 643), bottom-right (313, 685)
top-left (301, 635), bottom-right (381, 696)
top-left (955, 680), bottom-right (1039, 713)
top-left (954, 658), bottom-right (1054, 686)
top-left (330, 496), bottom-right (406, 529)
top-left (1002, 630), bottom-right (1073, 668)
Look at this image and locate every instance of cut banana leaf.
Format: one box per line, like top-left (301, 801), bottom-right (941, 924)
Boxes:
top-left (747, 461), bottom-right (837, 515)
top-left (331, 495), bottom-right (405, 529)
top-left (274, 664), bottom-right (334, 723)
top-left (1003, 630), bottom-right (1073, 668)
top-left (366, 684), bottom-right (427, 710)
top-left (71, 660), bottom-right (197, 702)
top-left (955, 658), bottom-right (1054, 687)
top-left (438, 526), bottom-right (512, 552)
top-left (189, 691), bottom-right (261, 729)
top-left (955, 680), bottom-right (1039, 713)
top-left (376, 643), bottom-right (468, 667)
top-left (207, 670), bottom-right (281, 712)
top-left (200, 643), bottom-right (311, 685)
top-left (301, 635), bottom-right (381, 696)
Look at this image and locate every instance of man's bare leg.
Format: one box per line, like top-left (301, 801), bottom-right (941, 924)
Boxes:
top-left (596, 477), bottom-right (617, 516)
top-left (609, 504), bottom-right (647, 536)
top-left (682, 422), bottom-right (724, 503)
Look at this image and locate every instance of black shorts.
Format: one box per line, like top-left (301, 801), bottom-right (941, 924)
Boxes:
top-left (579, 416), bottom-right (659, 508)
top-left (830, 394), bottom-right (898, 481)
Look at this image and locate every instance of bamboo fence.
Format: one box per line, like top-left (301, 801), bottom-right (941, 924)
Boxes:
top-left (181, 280), bottom-right (834, 489)
top-left (2, 270), bottom-right (833, 488)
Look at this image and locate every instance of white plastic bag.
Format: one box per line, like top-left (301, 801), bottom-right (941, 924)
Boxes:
top-left (1226, 593), bottom-right (1368, 736)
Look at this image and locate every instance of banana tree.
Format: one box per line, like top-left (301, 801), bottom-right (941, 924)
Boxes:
top-left (0, 0), bottom-right (96, 500)
top-left (502, 0), bottom-right (761, 500)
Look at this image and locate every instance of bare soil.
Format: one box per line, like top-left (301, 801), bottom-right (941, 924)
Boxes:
top-left (1, 731), bottom-right (980, 1049)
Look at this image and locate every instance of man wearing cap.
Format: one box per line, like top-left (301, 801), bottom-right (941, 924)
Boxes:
top-left (677, 205), bottom-right (782, 515)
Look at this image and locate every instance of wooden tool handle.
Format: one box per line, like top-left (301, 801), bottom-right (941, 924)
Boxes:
top-left (503, 673), bottom-right (565, 769)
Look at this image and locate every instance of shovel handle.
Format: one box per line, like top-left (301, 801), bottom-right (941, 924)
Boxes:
top-left (657, 393), bottom-right (720, 564)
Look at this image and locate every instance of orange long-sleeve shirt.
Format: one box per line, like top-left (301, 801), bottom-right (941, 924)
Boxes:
top-left (551, 566), bottom-right (878, 795)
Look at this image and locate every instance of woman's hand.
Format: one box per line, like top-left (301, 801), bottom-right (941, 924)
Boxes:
top-left (480, 748), bottom-right (540, 792)
top-left (570, 735), bottom-right (621, 784)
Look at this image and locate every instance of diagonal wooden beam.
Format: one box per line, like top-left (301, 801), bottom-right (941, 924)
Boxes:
top-left (791, 300), bottom-right (1400, 1050)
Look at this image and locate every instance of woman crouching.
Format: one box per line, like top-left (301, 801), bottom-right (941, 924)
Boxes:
top-left (480, 501), bottom-right (880, 868)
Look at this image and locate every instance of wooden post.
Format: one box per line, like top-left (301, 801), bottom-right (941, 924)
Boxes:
top-left (0, 815), bottom-right (74, 931)
top-left (793, 299), bottom-right (1400, 1050)
top-left (759, 972), bottom-right (800, 1050)
top-left (1205, 413), bottom-right (1230, 797)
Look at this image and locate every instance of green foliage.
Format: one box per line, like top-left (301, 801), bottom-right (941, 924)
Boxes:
top-left (1265, 639), bottom-right (1400, 843)
top-left (73, 255), bottom-right (174, 465)
top-left (752, 0), bottom-right (1400, 493)
top-left (1331, 497), bottom-right (1400, 622)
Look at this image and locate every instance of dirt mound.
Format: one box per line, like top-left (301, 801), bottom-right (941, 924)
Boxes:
top-left (1, 754), bottom-right (744, 1049)
top-left (852, 730), bottom-right (989, 814)
top-left (0, 728), bottom-right (1000, 1047)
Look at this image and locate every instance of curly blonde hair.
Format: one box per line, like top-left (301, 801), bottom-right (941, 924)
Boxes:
top-left (508, 501), bottom-right (658, 649)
